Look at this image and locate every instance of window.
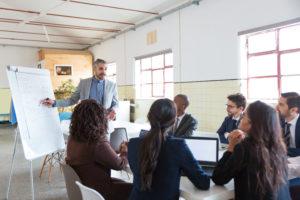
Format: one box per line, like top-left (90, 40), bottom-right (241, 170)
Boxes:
top-left (135, 51), bottom-right (174, 99)
top-left (106, 62), bottom-right (117, 82)
top-left (243, 23), bottom-right (300, 101)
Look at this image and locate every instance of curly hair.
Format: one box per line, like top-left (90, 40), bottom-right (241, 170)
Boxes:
top-left (70, 99), bottom-right (107, 144)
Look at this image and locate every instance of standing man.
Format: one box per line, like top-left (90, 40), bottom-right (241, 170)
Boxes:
top-left (277, 92), bottom-right (300, 157)
top-left (172, 94), bottom-right (198, 137)
top-left (42, 59), bottom-right (118, 120)
top-left (217, 93), bottom-right (246, 144)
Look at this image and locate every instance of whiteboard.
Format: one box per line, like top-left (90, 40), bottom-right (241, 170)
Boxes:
top-left (6, 66), bottom-right (65, 160)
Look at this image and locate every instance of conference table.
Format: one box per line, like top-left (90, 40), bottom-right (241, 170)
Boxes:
top-left (61, 120), bottom-right (234, 199)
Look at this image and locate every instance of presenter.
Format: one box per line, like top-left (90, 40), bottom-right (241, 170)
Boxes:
top-left (41, 59), bottom-right (118, 120)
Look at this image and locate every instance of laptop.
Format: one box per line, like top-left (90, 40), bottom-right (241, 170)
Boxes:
top-left (110, 128), bottom-right (128, 152)
top-left (184, 137), bottom-right (219, 177)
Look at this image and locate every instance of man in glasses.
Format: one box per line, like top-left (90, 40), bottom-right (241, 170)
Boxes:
top-left (217, 93), bottom-right (246, 144)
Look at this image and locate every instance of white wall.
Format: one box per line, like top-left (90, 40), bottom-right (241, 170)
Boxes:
top-left (89, 0), bottom-right (300, 85)
top-left (0, 46), bottom-right (39, 88)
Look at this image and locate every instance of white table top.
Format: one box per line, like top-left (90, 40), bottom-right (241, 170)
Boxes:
top-left (111, 168), bottom-right (234, 200)
top-left (180, 178), bottom-right (234, 200)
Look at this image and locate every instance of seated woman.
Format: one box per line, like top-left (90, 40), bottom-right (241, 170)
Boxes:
top-left (65, 99), bottom-right (132, 200)
top-left (128, 98), bottom-right (210, 199)
top-left (212, 101), bottom-right (291, 200)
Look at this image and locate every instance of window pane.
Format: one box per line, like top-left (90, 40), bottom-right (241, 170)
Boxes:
top-left (141, 71), bottom-right (151, 84)
top-left (164, 68), bottom-right (173, 82)
top-left (248, 78), bottom-right (278, 99)
top-left (248, 31), bottom-right (276, 53)
top-left (152, 55), bottom-right (163, 69)
top-left (153, 84), bottom-right (164, 97)
top-left (165, 83), bottom-right (174, 99)
top-left (153, 70), bottom-right (164, 83)
top-left (281, 52), bottom-right (300, 75)
top-left (281, 76), bottom-right (300, 94)
top-left (279, 25), bottom-right (300, 50)
top-left (248, 54), bottom-right (277, 77)
top-left (165, 53), bottom-right (173, 66)
top-left (141, 58), bottom-right (151, 70)
top-left (141, 84), bottom-right (152, 98)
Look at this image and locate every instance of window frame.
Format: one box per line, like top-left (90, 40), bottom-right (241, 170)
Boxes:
top-left (246, 23), bottom-right (300, 101)
top-left (136, 51), bottom-right (174, 99)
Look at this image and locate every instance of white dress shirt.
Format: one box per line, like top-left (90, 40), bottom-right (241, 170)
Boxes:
top-left (287, 114), bottom-right (299, 148)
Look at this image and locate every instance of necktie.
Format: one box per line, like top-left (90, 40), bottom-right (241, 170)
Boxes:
top-left (173, 118), bottom-right (179, 132)
top-left (284, 122), bottom-right (291, 147)
top-left (97, 81), bottom-right (104, 104)
top-left (232, 119), bottom-right (238, 129)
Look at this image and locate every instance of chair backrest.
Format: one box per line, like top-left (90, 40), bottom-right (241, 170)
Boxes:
top-left (60, 163), bottom-right (82, 200)
top-left (109, 128), bottom-right (128, 151)
top-left (76, 181), bottom-right (105, 200)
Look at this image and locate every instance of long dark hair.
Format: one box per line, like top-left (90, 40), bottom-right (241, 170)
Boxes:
top-left (139, 99), bottom-right (176, 191)
top-left (245, 101), bottom-right (287, 199)
top-left (70, 99), bottom-right (107, 144)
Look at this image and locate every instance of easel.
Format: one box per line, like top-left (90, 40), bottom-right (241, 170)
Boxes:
top-left (6, 126), bottom-right (35, 200)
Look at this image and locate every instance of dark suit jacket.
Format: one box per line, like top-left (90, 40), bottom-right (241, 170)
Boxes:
top-left (173, 114), bottom-right (198, 137)
top-left (212, 139), bottom-right (291, 200)
top-left (128, 136), bottom-right (210, 200)
top-left (66, 136), bottom-right (132, 200)
top-left (217, 116), bottom-right (239, 144)
top-left (286, 117), bottom-right (300, 157)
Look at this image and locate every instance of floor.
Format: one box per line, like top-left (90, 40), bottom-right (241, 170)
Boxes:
top-left (0, 124), bottom-right (68, 200)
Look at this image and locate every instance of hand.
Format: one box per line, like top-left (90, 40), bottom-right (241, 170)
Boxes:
top-left (107, 110), bottom-right (116, 120)
top-left (119, 141), bottom-right (128, 156)
top-left (40, 98), bottom-right (55, 107)
top-left (227, 130), bottom-right (245, 152)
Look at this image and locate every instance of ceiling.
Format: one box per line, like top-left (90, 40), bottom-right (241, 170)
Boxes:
top-left (0, 0), bottom-right (189, 50)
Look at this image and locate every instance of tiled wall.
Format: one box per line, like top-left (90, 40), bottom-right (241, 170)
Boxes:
top-left (118, 79), bottom-right (241, 132)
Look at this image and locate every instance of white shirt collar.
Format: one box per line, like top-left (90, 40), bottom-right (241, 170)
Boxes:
top-left (232, 113), bottom-right (243, 121)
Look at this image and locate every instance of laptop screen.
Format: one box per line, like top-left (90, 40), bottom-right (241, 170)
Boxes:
top-left (184, 137), bottom-right (219, 165)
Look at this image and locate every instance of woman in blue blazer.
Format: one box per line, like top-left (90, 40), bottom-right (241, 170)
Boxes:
top-left (128, 98), bottom-right (210, 200)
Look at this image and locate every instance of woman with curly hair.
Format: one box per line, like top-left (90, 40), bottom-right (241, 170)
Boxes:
top-left (66, 99), bottom-right (132, 200)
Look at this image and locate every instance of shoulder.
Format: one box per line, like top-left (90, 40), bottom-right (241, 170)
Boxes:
top-left (185, 114), bottom-right (197, 123)
top-left (165, 136), bottom-right (187, 150)
top-left (105, 79), bottom-right (116, 86)
top-left (81, 77), bottom-right (93, 82)
top-left (128, 137), bottom-right (141, 150)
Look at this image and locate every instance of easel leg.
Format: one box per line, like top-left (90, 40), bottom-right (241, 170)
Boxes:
top-left (6, 128), bottom-right (18, 200)
top-left (30, 161), bottom-right (35, 200)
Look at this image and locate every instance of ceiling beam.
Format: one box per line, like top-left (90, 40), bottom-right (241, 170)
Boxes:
top-left (61, 0), bottom-right (159, 15)
top-left (0, 7), bottom-right (135, 25)
top-left (0, 17), bottom-right (120, 32)
top-left (0, 36), bottom-right (91, 45)
top-left (0, 29), bottom-right (102, 40)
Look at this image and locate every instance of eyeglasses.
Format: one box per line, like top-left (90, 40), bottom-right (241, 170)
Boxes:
top-left (225, 104), bottom-right (236, 109)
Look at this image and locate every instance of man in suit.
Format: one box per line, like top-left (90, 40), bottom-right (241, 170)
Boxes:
top-left (171, 94), bottom-right (198, 137)
top-left (277, 92), bottom-right (300, 157)
top-left (217, 93), bottom-right (246, 144)
top-left (42, 59), bottom-right (118, 120)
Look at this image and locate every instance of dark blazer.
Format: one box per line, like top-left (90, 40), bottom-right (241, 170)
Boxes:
top-left (212, 139), bottom-right (291, 200)
top-left (217, 116), bottom-right (240, 144)
top-left (173, 114), bottom-right (198, 137)
top-left (66, 136), bottom-right (132, 200)
top-left (128, 136), bottom-right (210, 200)
top-left (287, 117), bottom-right (300, 157)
